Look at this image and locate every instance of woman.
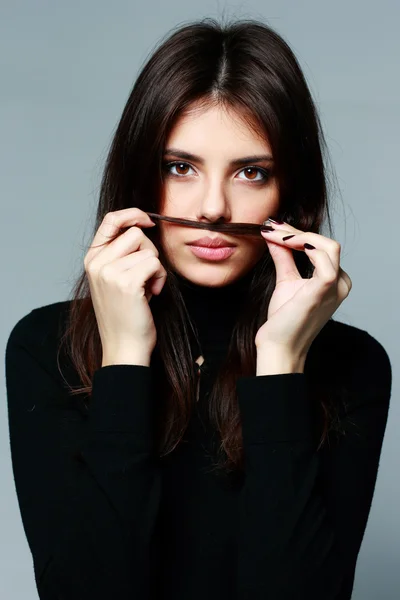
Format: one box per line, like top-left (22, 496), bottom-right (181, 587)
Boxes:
top-left (5, 17), bottom-right (392, 600)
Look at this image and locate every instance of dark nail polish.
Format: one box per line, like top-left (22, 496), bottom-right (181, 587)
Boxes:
top-left (304, 243), bottom-right (315, 249)
top-left (261, 225), bottom-right (275, 232)
top-left (282, 234), bottom-right (295, 241)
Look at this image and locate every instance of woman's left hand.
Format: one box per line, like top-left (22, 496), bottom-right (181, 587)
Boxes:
top-left (254, 219), bottom-right (352, 359)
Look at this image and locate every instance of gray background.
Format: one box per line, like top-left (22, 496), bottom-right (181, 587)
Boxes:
top-left (1, 1), bottom-right (398, 598)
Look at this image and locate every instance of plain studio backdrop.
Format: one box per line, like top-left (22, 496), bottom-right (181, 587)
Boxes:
top-left (1, 1), bottom-right (398, 598)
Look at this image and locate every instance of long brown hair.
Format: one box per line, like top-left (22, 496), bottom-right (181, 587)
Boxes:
top-left (58, 17), bottom-right (349, 474)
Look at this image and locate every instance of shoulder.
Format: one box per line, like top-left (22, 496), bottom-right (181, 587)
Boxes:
top-left (309, 318), bottom-right (392, 411)
top-left (6, 300), bottom-right (73, 353)
top-left (320, 319), bottom-right (391, 379)
top-left (5, 300), bottom-right (83, 396)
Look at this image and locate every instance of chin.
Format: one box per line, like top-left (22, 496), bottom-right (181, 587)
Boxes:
top-left (174, 263), bottom-right (244, 288)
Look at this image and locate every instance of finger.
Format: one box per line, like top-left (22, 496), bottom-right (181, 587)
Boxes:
top-left (262, 236), bottom-right (302, 282)
top-left (120, 254), bottom-right (167, 297)
top-left (101, 248), bottom-right (158, 275)
top-left (262, 226), bottom-right (341, 271)
top-left (338, 267), bottom-right (353, 297)
top-left (339, 267), bottom-right (352, 288)
top-left (302, 245), bottom-right (337, 284)
top-left (89, 226), bottom-right (159, 271)
top-left (86, 208), bottom-right (156, 261)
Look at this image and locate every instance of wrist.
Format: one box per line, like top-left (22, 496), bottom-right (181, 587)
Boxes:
top-left (256, 346), bottom-right (306, 375)
top-left (101, 349), bottom-right (152, 368)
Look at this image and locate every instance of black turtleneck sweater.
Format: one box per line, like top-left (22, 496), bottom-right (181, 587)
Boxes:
top-left (5, 271), bottom-right (392, 600)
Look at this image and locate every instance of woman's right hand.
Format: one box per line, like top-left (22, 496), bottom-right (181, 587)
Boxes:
top-left (84, 208), bottom-right (167, 365)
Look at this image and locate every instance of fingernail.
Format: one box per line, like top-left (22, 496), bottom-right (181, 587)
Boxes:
top-left (282, 234), bottom-right (295, 241)
top-left (261, 225), bottom-right (275, 232)
top-left (263, 218), bottom-right (284, 225)
top-left (304, 243), bottom-right (315, 249)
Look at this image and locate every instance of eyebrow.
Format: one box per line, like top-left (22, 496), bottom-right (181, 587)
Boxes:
top-left (163, 148), bottom-right (274, 167)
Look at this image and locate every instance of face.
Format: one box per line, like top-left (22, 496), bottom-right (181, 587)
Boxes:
top-left (158, 102), bottom-right (280, 287)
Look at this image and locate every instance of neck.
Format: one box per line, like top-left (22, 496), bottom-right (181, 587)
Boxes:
top-left (174, 268), bottom-right (255, 300)
top-left (174, 267), bottom-right (255, 364)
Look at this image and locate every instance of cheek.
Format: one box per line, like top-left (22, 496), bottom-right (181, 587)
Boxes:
top-left (158, 226), bottom-right (180, 255)
top-left (235, 205), bottom-right (270, 224)
top-left (161, 181), bottom-right (194, 207)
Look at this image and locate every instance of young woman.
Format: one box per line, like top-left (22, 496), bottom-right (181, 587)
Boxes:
top-left (5, 17), bottom-right (392, 600)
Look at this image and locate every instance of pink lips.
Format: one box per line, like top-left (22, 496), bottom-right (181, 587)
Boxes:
top-left (188, 245), bottom-right (236, 261)
top-left (187, 235), bottom-right (236, 248)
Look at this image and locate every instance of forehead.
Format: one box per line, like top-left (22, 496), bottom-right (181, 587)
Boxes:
top-left (166, 102), bottom-right (270, 154)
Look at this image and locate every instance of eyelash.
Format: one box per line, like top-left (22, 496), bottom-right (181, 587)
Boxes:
top-left (162, 161), bottom-right (272, 184)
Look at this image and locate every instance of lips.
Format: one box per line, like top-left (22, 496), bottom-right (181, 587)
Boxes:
top-left (187, 236), bottom-right (236, 248)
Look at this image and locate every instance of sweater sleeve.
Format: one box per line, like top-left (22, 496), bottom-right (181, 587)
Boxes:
top-left (5, 313), bottom-right (162, 600)
top-left (235, 332), bottom-right (392, 600)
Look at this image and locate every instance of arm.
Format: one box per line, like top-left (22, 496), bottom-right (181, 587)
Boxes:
top-left (235, 332), bottom-right (392, 599)
top-left (5, 312), bottom-right (162, 600)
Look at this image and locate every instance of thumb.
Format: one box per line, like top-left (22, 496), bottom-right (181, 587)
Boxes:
top-left (264, 238), bottom-right (300, 281)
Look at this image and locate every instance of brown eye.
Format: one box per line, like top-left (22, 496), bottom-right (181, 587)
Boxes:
top-left (244, 168), bottom-right (258, 180)
top-left (237, 166), bottom-right (271, 183)
top-left (162, 161), bottom-right (195, 177)
top-left (175, 163), bottom-right (190, 175)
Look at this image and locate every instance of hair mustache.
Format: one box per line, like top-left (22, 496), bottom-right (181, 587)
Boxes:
top-left (145, 212), bottom-right (272, 237)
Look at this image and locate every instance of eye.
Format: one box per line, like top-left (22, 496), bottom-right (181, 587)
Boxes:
top-left (162, 161), bottom-right (272, 183)
top-left (237, 167), bottom-right (271, 183)
top-left (162, 161), bottom-right (195, 177)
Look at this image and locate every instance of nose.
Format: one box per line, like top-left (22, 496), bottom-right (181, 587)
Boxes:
top-left (195, 185), bottom-right (231, 224)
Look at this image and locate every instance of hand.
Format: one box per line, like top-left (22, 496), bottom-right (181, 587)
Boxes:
top-left (84, 207), bottom-right (167, 363)
top-left (255, 219), bottom-right (352, 359)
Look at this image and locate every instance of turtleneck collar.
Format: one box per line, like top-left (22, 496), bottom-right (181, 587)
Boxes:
top-left (173, 267), bottom-right (256, 366)
top-left (175, 267), bottom-right (253, 296)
